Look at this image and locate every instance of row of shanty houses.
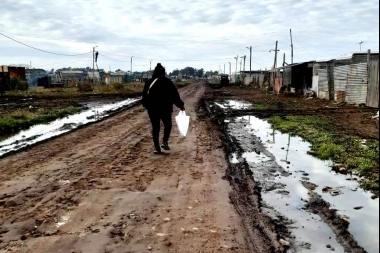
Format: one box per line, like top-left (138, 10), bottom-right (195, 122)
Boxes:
top-left (0, 67), bottom-right (138, 90)
top-left (274, 52), bottom-right (379, 108)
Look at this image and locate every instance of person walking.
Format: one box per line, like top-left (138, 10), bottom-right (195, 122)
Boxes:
top-left (142, 63), bottom-right (185, 154)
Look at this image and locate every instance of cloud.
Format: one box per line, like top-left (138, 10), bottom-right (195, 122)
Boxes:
top-left (0, 0), bottom-right (378, 72)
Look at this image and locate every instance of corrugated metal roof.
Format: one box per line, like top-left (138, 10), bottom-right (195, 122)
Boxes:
top-left (61, 71), bottom-right (83, 74)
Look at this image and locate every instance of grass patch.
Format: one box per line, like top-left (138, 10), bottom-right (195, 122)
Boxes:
top-left (269, 115), bottom-right (379, 194)
top-left (0, 106), bottom-right (82, 136)
top-left (252, 100), bottom-right (298, 110)
top-left (253, 104), bottom-right (266, 110)
top-left (4, 83), bottom-right (145, 98)
top-left (4, 81), bottom-right (189, 98)
top-left (252, 103), bottom-right (277, 110)
top-left (93, 83), bottom-right (143, 95)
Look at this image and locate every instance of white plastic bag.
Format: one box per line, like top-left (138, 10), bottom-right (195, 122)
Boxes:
top-left (175, 111), bottom-right (190, 137)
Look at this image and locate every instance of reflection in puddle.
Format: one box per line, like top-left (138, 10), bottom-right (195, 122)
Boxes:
top-left (55, 214), bottom-right (70, 228)
top-left (227, 114), bottom-right (379, 253)
top-left (215, 100), bottom-right (251, 110)
top-left (230, 153), bottom-right (239, 164)
top-left (58, 180), bottom-right (70, 185)
top-left (242, 152), bottom-right (272, 163)
top-left (0, 98), bottom-right (140, 157)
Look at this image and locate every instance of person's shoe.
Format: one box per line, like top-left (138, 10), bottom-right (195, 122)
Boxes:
top-left (154, 148), bottom-right (162, 154)
top-left (161, 142), bottom-right (170, 151)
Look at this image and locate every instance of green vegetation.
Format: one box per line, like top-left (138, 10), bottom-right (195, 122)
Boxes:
top-left (5, 83), bottom-right (145, 98)
top-left (10, 77), bottom-right (28, 91)
top-left (252, 100), bottom-right (298, 110)
top-left (269, 115), bottom-right (379, 194)
top-left (0, 106), bottom-right (82, 136)
top-left (253, 103), bottom-right (275, 110)
top-left (253, 104), bottom-right (267, 110)
top-left (4, 81), bottom-right (188, 98)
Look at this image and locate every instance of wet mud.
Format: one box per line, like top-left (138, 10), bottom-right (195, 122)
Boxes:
top-left (0, 98), bottom-right (141, 158)
top-left (199, 99), bottom-right (287, 253)
top-left (200, 87), bottom-right (379, 253)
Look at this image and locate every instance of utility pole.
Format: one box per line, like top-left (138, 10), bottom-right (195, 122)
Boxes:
top-left (243, 55), bottom-right (246, 72)
top-left (290, 29), bottom-right (293, 64)
top-left (234, 55), bottom-right (238, 83)
top-left (283, 53), bottom-right (285, 66)
top-left (269, 41), bottom-right (280, 87)
top-left (150, 60), bottom-right (153, 71)
top-left (224, 64), bottom-right (225, 74)
top-left (246, 46), bottom-right (252, 77)
top-left (241, 55), bottom-right (246, 84)
top-left (274, 41), bottom-right (279, 87)
top-left (93, 47), bottom-right (95, 85)
top-left (275, 41), bottom-right (279, 69)
top-left (229, 62), bottom-right (231, 80)
top-left (131, 56), bottom-right (133, 75)
top-left (359, 41), bottom-right (364, 52)
top-left (92, 46), bottom-right (98, 85)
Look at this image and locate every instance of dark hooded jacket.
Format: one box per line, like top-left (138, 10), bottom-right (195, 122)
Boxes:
top-left (142, 76), bottom-right (184, 113)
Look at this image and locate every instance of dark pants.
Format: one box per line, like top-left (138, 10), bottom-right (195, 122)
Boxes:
top-left (148, 110), bottom-right (172, 150)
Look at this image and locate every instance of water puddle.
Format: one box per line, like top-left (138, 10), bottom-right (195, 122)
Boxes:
top-left (0, 98), bottom-right (140, 158)
top-left (230, 153), bottom-right (239, 164)
top-left (224, 112), bottom-right (379, 253)
top-left (58, 180), bottom-right (70, 185)
top-left (55, 214), bottom-right (70, 228)
top-left (215, 100), bottom-right (251, 110)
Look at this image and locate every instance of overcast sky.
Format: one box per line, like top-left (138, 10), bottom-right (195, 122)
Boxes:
top-left (0, 0), bottom-right (379, 74)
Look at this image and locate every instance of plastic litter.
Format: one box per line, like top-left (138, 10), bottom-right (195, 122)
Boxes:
top-left (175, 111), bottom-right (190, 137)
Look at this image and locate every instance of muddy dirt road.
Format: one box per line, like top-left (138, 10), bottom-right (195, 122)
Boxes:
top-left (0, 83), bottom-right (280, 253)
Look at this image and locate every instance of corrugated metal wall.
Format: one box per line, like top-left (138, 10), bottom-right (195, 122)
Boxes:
top-left (283, 67), bottom-right (291, 86)
top-left (367, 60), bottom-right (379, 108)
top-left (334, 65), bottom-right (350, 91)
top-left (345, 63), bottom-right (368, 105)
top-left (352, 54), bottom-right (379, 64)
top-left (318, 69), bottom-right (328, 99)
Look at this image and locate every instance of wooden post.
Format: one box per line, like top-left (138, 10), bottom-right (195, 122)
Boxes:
top-left (367, 49), bottom-right (371, 66)
top-left (327, 60), bottom-right (336, 101)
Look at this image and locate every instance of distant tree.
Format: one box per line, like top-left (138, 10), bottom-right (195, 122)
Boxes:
top-left (196, 68), bottom-right (204, 78)
top-left (182, 67), bottom-right (196, 77)
top-left (170, 69), bottom-right (180, 76)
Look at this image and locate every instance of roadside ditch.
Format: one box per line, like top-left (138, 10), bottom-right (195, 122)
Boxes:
top-left (0, 98), bottom-right (141, 159)
top-left (199, 98), bottom-right (378, 253)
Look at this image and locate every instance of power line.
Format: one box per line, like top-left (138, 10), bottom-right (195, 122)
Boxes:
top-left (0, 32), bottom-right (92, 56)
top-left (42, 57), bottom-right (91, 69)
top-left (0, 30), bottom-right (286, 46)
top-left (101, 52), bottom-right (239, 62)
top-left (292, 35), bottom-right (318, 59)
top-left (100, 54), bottom-right (131, 62)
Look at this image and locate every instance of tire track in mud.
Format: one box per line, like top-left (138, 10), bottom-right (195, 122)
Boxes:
top-left (199, 97), bottom-right (285, 253)
top-left (0, 82), bottom-right (266, 253)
